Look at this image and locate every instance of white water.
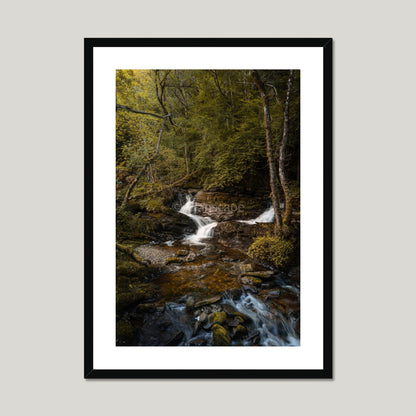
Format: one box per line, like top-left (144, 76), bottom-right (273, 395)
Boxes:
top-left (239, 205), bottom-right (275, 225)
top-left (179, 195), bottom-right (218, 244)
top-left (224, 293), bottom-right (299, 346)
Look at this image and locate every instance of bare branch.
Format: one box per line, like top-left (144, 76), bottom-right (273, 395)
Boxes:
top-left (116, 104), bottom-right (170, 119)
top-left (265, 83), bottom-right (284, 110)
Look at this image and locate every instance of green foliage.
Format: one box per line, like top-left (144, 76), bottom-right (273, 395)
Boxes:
top-left (116, 207), bottom-right (155, 240)
top-left (248, 235), bottom-right (295, 269)
top-left (142, 197), bottom-right (169, 213)
top-left (116, 69), bottom-right (300, 195)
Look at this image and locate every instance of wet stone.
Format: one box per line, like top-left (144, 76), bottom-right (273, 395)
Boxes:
top-left (212, 324), bottom-right (231, 346)
top-left (209, 311), bottom-right (227, 325)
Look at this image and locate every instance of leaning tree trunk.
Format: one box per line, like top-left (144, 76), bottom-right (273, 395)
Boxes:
top-left (251, 70), bottom-right (282, 233)
top-left (279, 70), bottom-right (294, 227)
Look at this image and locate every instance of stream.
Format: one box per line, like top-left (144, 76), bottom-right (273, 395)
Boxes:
top-left (126, 195), bottom-right (300, 346)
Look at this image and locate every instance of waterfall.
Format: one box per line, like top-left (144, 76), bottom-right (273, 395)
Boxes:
top-left (239, 205), bottom-right (275, 225)
top-left (179, 195), bottom-right (218, 244)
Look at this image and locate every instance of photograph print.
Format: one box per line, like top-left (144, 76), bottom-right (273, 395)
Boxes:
top-left (115, 68), bottom-right (301, 347)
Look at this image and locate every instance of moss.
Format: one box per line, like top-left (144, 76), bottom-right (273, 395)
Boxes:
top-left (250, 277), bottom-right (262, 286)
top-left (116, 261), bottom-right (148, 278)
top-left (166, 257), bottom-right (183, 265)
top-left (209, 311), bottom-right (227, 325)
top-left (248, 235), bottom-right (295, 270)
top-left (211, 324), bottom-right (231, 346)
top-left (233, 325), bottom-right (248, 339)
top-left (116, 284), bottom-right (158, 312)
top-left (145, 197), bottom-right (169, 213)
top-left (116, 208), bottom-right (156, 241)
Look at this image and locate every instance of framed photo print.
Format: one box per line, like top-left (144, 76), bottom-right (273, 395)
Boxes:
top-left (84, 38), bottom-right (332, 378)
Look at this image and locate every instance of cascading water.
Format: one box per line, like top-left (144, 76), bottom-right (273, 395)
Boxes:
top-left (239, 205), bottom-right (275, 225)
top-left (179, 195), bottom-right (218, 244)
top-left (223, 293), bottom-right (299, 346)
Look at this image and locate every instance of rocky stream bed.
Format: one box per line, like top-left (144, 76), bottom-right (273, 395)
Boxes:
top-left (116, 193), bottom-right (300, 347)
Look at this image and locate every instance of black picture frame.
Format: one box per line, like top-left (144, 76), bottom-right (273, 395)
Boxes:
top-left (84, 37), bottom-right (332, 379)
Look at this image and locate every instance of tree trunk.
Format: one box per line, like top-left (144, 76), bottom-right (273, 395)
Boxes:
top-left (279, 70), bottom-right (294, 227)
top-left (251, 70), bottom-right (282, 233)
top-left (184, 142), bottom-right (189, 175)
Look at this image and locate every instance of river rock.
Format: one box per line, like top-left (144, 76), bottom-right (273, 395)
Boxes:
top-left (198, 312), bottom-right (208, 324)
top-left (194, 295), bottom-right (222, 309)
top-left (185, 252), bottom-right (197, 262)
top-left (227, 316), bottom-right (245, 327)
top-left (176, 249), bottom-right (189, 257)
top-left (243, 271), bottom-right (274, 279)
top-left (211, 324), bottom-right (231, 346)
top-left (233, 324), bottom-right (248, 339)
top-left (238, 263), bottom-right (254, 273)
top-left (209, 311), bottom-right (227, 325)
top-left (189, 338), bottom-right (207, 346)
top-left (186, 296), bottom-right (195, 309)
top-left (116, 283), bottom-right (159, 312)
top-left (165, 256), bottom-right (184, 265)
top-left (240, 276), bottom-right (262, 286)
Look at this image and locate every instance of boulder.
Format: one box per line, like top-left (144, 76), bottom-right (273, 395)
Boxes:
top-left (209, 311), bottom-right (227, 325)
top-left (212, 324), bottom-right (231, 346)
top-left (233, 325), bottom-right (248, 339)
top-left (116, 284), bottom-right (158, 312)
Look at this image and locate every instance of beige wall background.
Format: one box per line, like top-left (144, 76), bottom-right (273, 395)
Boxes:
top-left (1, 1), bottom-right (415, 415)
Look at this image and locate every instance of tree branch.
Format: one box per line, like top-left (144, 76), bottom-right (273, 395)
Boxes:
top-left (116, 104), bottom-right (170, 119)
top-left (265, 83), bottom-right (284, 110)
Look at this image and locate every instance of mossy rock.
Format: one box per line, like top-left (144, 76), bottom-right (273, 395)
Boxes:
top-left (116, 320), bottom-right (136, 345)
top-left (116, 284), bottom-right (158, 312)
top-left (233, 325), bottom-right (248, 339)
top-left (240, 276), bottom-right (262, 286)
top-left (238, 263), bottom-right (254, 273)
top-left (116, 261), bottom-right (148, 278)
top-left (243, 271), bottom-right (274, 279)
top-left (212, 324), bottom-right (231, 346)
top-left (166, 257), bottom-right (184, 265)
top-left (248, 235), bottom-right (295, 269)
top-left (209, 311), bottom-right (227, 325)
